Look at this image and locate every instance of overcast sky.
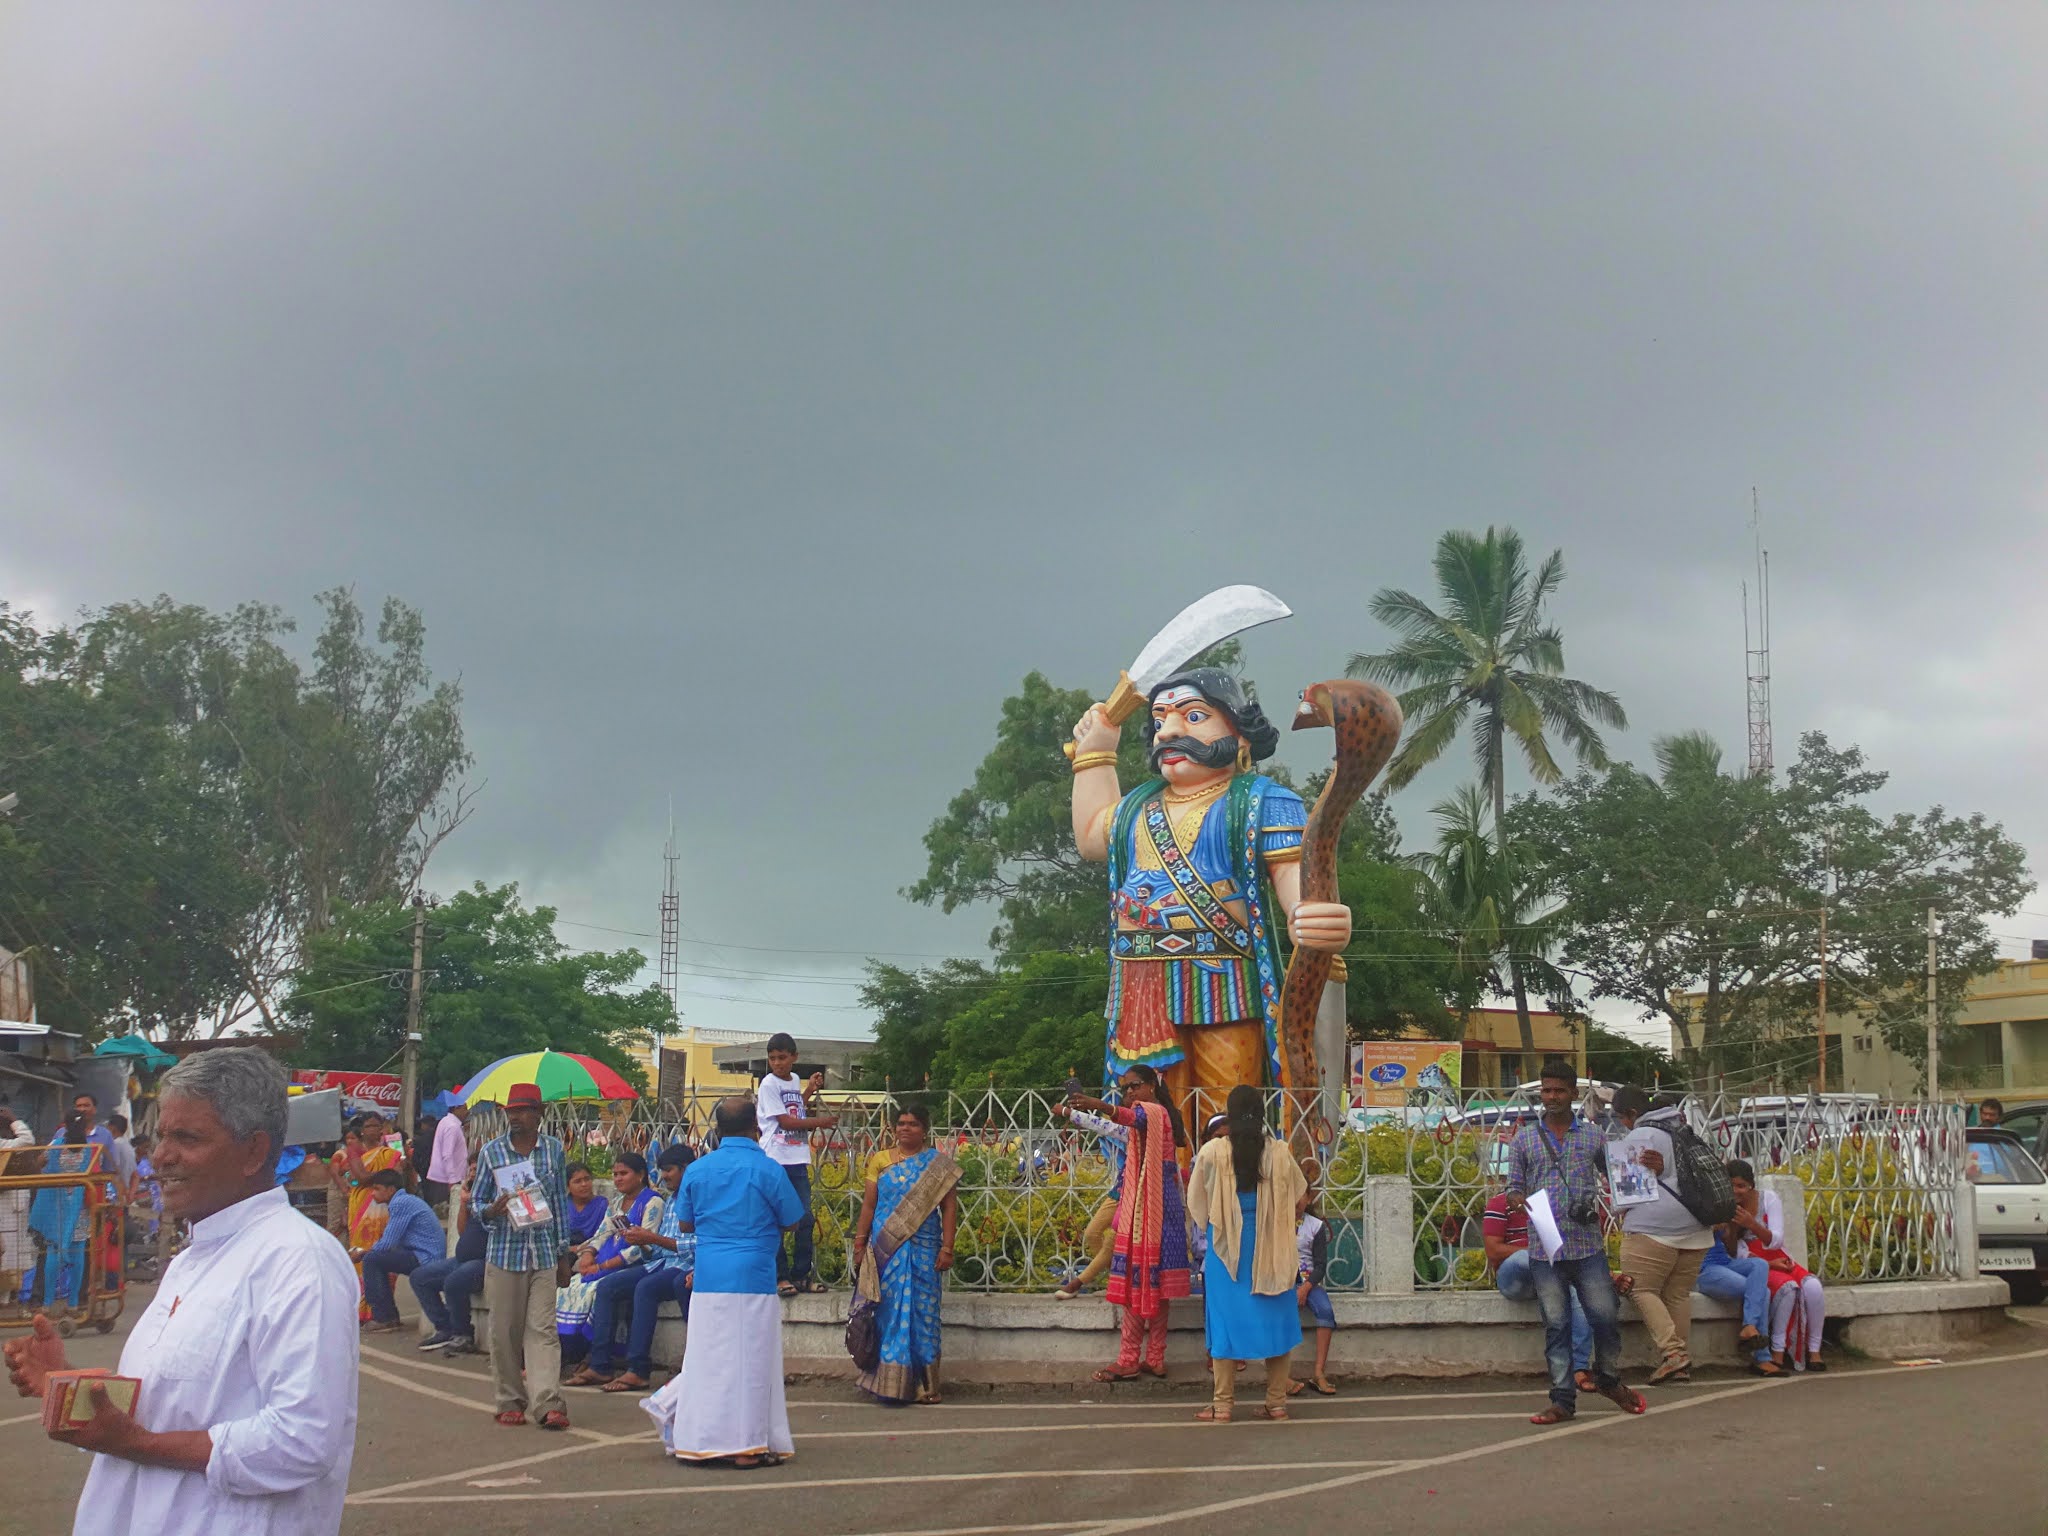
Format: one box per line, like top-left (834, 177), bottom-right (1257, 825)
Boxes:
top-left (5, 5), bottom-right (2045, 1047)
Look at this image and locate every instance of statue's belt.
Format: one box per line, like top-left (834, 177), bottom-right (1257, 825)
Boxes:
top-left (1113, 930), bottom-right (1249, 961)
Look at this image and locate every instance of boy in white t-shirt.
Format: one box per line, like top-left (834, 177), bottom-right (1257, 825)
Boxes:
top-left (753, 1032), bottom-right (838, 1295)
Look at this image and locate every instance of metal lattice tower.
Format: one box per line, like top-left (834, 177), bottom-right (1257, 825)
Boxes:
top-left (659, 805), bottom-right (680, 1044)
top-left (1743, 489), bottom-right (1774, 778)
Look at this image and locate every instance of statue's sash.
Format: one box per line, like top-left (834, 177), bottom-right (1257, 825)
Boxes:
top-left (1139, 793), bottom-right (1252, 953)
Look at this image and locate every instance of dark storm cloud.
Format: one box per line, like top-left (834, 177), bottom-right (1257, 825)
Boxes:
top-left (4, 4), bottom-right (2044, 1038)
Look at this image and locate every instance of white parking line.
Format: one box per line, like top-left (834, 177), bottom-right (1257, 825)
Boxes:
top-left (349, 1459), bottom-right (1415, 1505)
top-left (357, 1359), bottom-right (617, 1443)
top-left (0, 1409), bottom-right (45, 1429)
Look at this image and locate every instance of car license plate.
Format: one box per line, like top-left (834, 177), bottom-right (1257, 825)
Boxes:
top-left (1979, 1248), bottom-right (2037, 1272)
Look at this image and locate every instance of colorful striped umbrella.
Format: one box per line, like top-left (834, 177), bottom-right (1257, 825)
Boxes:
top-left (457, 1049), bottom-right (639, 1106)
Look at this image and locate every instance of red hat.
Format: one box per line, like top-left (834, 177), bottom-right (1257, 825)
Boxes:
top-left (506, 1083), bottom-right (543, 1108)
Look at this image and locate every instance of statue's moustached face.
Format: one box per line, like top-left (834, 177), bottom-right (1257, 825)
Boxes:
top-left (1150, 691), bottom-right (1239, 790)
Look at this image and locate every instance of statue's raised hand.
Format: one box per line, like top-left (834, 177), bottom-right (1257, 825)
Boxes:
top-left (1070, 704), bottom-right (1122, 760)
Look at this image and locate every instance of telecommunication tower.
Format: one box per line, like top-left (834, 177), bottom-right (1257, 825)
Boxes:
top-left (659, 805), bottom-right (680, 1047)
top-left (1742, 489), bottom-right (1773, 778)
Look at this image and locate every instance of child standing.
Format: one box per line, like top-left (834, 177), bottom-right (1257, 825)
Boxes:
top-left (1290, 1201), bottom-right (1338, 1397)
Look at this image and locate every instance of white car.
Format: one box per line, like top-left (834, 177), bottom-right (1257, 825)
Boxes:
top-left (1968, 1129), bottom-right (2048, 1306)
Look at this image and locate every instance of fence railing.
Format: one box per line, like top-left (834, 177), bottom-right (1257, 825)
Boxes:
top-left (464, 1084), bottom-right (1966, 1292)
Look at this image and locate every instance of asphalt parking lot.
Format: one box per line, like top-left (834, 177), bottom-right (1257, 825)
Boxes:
top-left (8, 1289), bottom-right (2045, 1536)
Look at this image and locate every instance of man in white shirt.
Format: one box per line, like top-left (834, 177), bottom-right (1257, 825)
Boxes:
top-left (752, 1032), bottom-right (837, 1296)
top-left (425, 1100), bottom-right (470, 1218)
top-left (6, 1047), bottom-right (359, 1536)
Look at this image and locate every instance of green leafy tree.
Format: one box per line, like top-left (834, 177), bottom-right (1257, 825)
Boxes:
top-left (0, 607), bottom-right (259, 1034)
top-left (1347, 526), bottom-right (1626, 1052)
top-left (1519, 731), bottom-right (2033, 1083)
top-left (75, 589), bottom-right (474, 1034)
top-left (284, 883), bottom-right (663, 1092)
top-left (1583, 1022), bottom-right (1676, 1086)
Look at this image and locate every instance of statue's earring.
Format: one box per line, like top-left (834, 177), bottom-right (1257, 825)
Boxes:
top-left (1236, 738), bottom-right (1252, 774)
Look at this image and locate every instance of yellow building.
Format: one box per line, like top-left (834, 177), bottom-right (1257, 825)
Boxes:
top-left (1456, 1006), bottom-right (1587, 1090)
top-left (624, 1024), bottom-right (760, 1105)
top-left (1668, 957), bottom-right (2048, 1103)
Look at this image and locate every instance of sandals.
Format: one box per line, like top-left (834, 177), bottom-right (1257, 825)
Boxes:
top-left (1286, 1378), bottom-right (1337, 1398)
top-left (1804, 1358), bottom-right (1828, 1373)
top-left (732, 1453), bottom-right (786, 1469)
top-left (1529, 1403), bottom-right (1575, 1425)
top-left (1138, 1364), bottom-right (1168, 1379)
top-left (1573, 1371), bottom-right (1598, 1394)
top-left (1749, 1359), bottom-right (1786, 1377)
top-left (1251, 1405), bottom-right (1289, 1421)
top-left (562, 1367), bottom-right (614, 1388)
top-left (1646, 1356), bottom-right (1692, 1386)
top-left (494, 1410), bottom-right (528, 1427)
top-left (601, 1373), bottom-right (651, 1393)
top-left (1599, 1383), bottom-right (1649, 1416)
top-left (538, 1410), bottom-right (571, 1431)
top-left (1194, 1406), bottom-right (1231, 1423)
top-left (776, 1282), bottom-right (798, 1298)
top-left (1091, 1367), bottom-right (1140, 1383)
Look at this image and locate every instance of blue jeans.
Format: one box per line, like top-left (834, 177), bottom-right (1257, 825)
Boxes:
top-left (361, 1247), bottom-right (424, 1323)
top-left (1300, 1284), bottom-right (1337, 1331)
top-left (623, 1266), bottom-right (694, 1377)
top-left (776, 1165), bottom-right (814, 1284)
top-left (410, 1256), bottom-right (487, 1338)
top-left (1696, 1257), bottom-right (1771, 1361)
top-left (1496, 1249), bottom-right (1590, 1374)
top-left (1527, 1253), bottom-right (1624, 1408)
top-left (582, 1267), bottom-right (649, 1373)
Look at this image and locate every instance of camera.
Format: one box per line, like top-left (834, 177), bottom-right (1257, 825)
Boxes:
top-left (1567, 1195), bottom-right (1600, 1226)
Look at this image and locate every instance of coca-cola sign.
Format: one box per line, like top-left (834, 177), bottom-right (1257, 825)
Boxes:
top-left (291, 1069), bottom-right (404, 1119)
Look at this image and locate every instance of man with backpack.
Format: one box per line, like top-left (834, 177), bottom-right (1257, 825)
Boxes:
top-left (1610, 1085), bottom-right (1719, 1385)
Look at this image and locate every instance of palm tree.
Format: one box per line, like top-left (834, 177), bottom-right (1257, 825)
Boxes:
top-left (1409, 785), bottom-right (1568, 1062)
top-left (1349, 526), bottom-right (1625, 1051)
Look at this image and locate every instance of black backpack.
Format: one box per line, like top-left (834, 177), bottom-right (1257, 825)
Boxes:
top-left (1661, 1118), bottom-right (1736, 1226)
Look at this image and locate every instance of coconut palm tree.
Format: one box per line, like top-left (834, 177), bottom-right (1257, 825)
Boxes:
top-left (1349, 526), bottom-right (1625, 1051)
top-left (1408, 784), bottom-right (1569, 1061)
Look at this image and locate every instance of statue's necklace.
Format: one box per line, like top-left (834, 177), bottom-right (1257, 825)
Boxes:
top-left (1160, 777), bottom-right (1227, 839)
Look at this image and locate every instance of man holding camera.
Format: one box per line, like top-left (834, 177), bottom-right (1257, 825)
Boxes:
top-left (1504, 1059), bottom-right (1646, 1425)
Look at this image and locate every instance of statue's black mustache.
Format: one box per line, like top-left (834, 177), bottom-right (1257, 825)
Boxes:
top-left (1149, 734), bottom-right (1238, 771)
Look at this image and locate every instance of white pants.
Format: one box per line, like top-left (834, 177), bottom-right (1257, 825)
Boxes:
top-left (641, 1291), bottom-right (792, 1460)
top-left (1769, 1275), bottom-right (1825, 1356)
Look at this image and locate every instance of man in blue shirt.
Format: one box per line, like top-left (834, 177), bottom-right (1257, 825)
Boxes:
top-left (642, 1097), bottom-right (805, 1467)
top-left (356, 1170), bottom-right (445, 1332)
top-left (1504, 1059), bottom-right (1645, 1425)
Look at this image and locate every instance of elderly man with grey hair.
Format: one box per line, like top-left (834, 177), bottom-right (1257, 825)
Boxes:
top-left (5, 1047), bottom-right (359, 1535)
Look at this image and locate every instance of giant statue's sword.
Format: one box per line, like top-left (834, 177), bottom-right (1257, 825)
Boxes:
top-left (1063, 585), bottom-right (1293, 758)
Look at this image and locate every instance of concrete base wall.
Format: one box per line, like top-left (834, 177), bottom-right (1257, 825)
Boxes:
top-left (489, 1279), bottom-right (2013, 1384)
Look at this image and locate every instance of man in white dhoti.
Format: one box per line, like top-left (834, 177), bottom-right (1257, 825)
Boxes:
top-left (642, 1095), bottom-right (805, 1467)
top-left (6, 1048), bottom-right (360, 1535)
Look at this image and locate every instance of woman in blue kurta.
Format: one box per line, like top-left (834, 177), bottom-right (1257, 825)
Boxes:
top-left (1185, 1085), bottom-right (1306, 1421)
top-left (28, 1117), bottom-right (94, 1307)
top-left (851, 1105), bottom-right (962, 1406)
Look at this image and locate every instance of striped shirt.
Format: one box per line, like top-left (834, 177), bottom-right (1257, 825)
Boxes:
top-left (469, 1132), bottom-right (570, 1272)
top-left (1506, 1115), bottom-right (1607, 1262)
top-left (646, 1189), bottom-right (698, 1275)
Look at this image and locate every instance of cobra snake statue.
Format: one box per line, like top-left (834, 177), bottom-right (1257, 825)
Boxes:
top-left (1279, 679), bottom-right (1403, 1170)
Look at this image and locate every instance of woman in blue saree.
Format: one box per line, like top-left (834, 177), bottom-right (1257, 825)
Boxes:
top-left (851, 1106), bottom-right (961, 1406)
top-left (28, 1116), bottom-right (94, 1308)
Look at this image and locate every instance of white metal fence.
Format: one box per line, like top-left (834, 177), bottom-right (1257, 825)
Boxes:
top-left (465, 1084), bottom-right (1966, 1292)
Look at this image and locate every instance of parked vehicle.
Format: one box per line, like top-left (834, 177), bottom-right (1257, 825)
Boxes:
top-left (1981, 1100), bottom-right (2048, 1166)
top-left (1967, 1128), bottom-right (2048, 1306)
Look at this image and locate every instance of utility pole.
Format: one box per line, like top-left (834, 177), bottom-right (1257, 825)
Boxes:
top-left (1925, 906), bottom-right (1941, 1099)
top-left (401, 894), bottom-right (426, 1135)
top-left (1815, 902), bottom-right (1829, 1094)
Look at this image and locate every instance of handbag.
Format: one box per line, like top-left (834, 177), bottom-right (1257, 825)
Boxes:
top-left (845, 1294), bottom-right (881, 1372)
